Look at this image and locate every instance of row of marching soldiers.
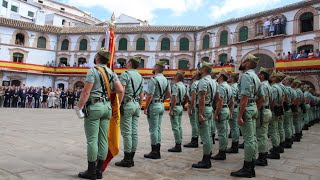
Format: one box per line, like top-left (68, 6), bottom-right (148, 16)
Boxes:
top-left (113, 54), bottom-right (320, 179)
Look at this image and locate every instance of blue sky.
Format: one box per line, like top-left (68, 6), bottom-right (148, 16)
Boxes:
top-left (58, 0), bottom-right (302, 26)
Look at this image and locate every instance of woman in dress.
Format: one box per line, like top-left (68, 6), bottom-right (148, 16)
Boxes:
top-left (67, 88), bottom-right (75, 109)
top-left (26, 87), bottom-right (34, 108)
top-left (42, 87), bottom-right (48, 108)
top-left (48, 88), bottom-right (55, 108)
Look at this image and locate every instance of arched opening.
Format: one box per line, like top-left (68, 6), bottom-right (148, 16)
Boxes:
top-left (78, 57), bottom-right (86, 67)
top-left (253, 53), bottom-right (275, 73)
top-left (178, 60), bottom-right (189, 70)
top-left (202, 34), bottom-right (209, 50)
top-left (117, 58), bottom-right (126, 68)
top-left (201, 56), bottom-right (209, 62)
top-left (101, 38), bottom-right (105, 48)
top-left (300, 12), bottom-right (313, 33)
top-left (15, 33), bottom-right (25, 45)
top-left (61, 39), bottom-right (69, 50)
top-left (58, 83), bottom-right (65, 90)
top-left (298, 45), bottom-right (314, 54)
top-left (74, 81), bottom-right (84, 89)
top-left (239, 26), bottom-right (248, 42)
top-left (301, 81), bottom-right (315, 90)
top-left (161, 38), bottom-right (170, 51)
top-left (220, 31), bottom-right (228, 46)
top-left (13, 53), bottom-right (24, 63)
top-left (218, 54), bottom-right (228, 65)
top-left (59, 58), bottom-right (67, 66)
top-left (37, 36), bottom-right (47, 48)
top-left (139, 59), bottom-right (145, 68)
top-left (255, 21), bottom-right (264, 36)
top-left (11, 80), bottom-right (21, 87)
top-left (180, 38), bottom-right (189, 51)
top-left (136, 38), bottom-right (145, 50)
top-left (79, 39), bottom-right (88, 50)
top-left (118, 38), bottom-right (128, 50)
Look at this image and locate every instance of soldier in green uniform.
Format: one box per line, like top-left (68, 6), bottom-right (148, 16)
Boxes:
top-left (293, 80), bottom-right (304, 142)
top-left (267, 72), bottom-right (284, 159)
top-left (226, 72), bottom-right (240, 154)
top-left (255, 67), bottom-right (273, 166)
top-left (76, 48), bottom-right (124, 180)
top-left (168, 71), bottom-right (187, 152)
top-left (210, 72), bottom-right (218, 144)
top-left (184, 72), bottom-right (200, 148)
top-left (144, 60), bottom-right (171, 159)
top-left (115, 56), bottom-right (144, 167)
top-left (277, 72), bottom-right (287, 153)
top-left (192, 62), bottom-right (216, 169)
top-left (212, 69), bottom-right (233, 160)
top-left (230, 54), bottom-right (260, 178)
top-left (302, 85), bottom-right (311, 130)
top-left (282, 76), bottom-right (296, 148)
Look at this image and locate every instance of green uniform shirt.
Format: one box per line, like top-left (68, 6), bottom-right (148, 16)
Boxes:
top-left (147, 73), bottom-right (171, 100)
top-left (85, 64), bottom-right (119, 99)
top-left (238, 69), bottom-right (260, 100)
top-left (120, 69), bottom-right (144, 99)
top-left (171, 82), bottom-right (187, 104)
top-left (197, 75), bottom-right (217, 104)
top-left (296, 88), bottom-right (304, 102)
top-left (258, 80), bottom-right (272, 106)
top-left (218, 81), bottom-right (233, 105)
top-left (304, 91), bottom-right (311, 102)
top-left (285, 86), bottom-right (296, 104)
top-left (189, 80), bottom-right (199, 99)
top-left (230, 83), bottom-right (239, 103)
top-left (272, 83), bottom-right (284, 106)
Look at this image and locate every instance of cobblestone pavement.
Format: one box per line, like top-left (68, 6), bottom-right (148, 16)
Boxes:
top-left (0, 108), bottom-right (320, 180)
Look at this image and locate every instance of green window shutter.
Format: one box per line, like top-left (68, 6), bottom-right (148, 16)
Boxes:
top-left (37, 36), bottom-right (46, 48)
top-left (139, 59), bottom-right (145, 68)
top-left (101, 38), bottom-right (105, 48)
top-left (2, 1), bottom-right (8, 8)
top-left (61, 39), bottom-right (69, 50)
top-left (79, 39), bottom-right (87, 50)
top-left (220, 31), bottom-right (228, 46)
top-left (180, 38), bottom-right (189, 51)
top-left (161, 38), bottom-right (170, 51)
top-left (239, 26), bottom-right (248, 42)
top-left (28, 11), bottom-right (34, 17)
top-left (202, 35), bottom-right (209, 49)
top-left (178, 60), bottom-right (189, 70)
top-left (119, 38), bottom-right (127, 50)
top-left (219, 54), bottom-right (227, 64)
top-left (136, 38), bottom-right (145, 50)
top-left (13, 53), bottom-right (24, 62)
top-left (300, 12), bottom-right (314, 33)
top-left (11, 5), bottom-right (18, 12)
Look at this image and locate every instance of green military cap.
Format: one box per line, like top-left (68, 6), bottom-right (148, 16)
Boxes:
top-left (293, 79), bottom-right (302, 84)
top-left (259, 67), bottom-right (273, 75)
top-left (176, 70), bottom-right (185, 76)
top-left (284, 75), bottom-right (294, 82)
top-left (245, 54), bottom-right (260, 64)
top-left (97, 47), bottom-right (111, 59)
top-left (277, 71), bottom-right (286, 80)
top-left (270, 71), bottom-right (282, 79)
top-left (130, 56), bottom-right (141, 63)
top-left (219, 69), bottom-right (229, 78)
top-left (200, 61), bottom-right (213, 70)
top-left (155, 60), bottom-right (167, 67)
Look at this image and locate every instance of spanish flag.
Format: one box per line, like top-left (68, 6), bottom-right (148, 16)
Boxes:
top-left (102, 13), bottom-right (120, 172)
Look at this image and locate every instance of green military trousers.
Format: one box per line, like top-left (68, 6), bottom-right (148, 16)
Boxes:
top-left (147, 102), bottom-right (164, 145)
top-left (120, 101), bottom-right (141, 153)
top-left (292, 111), bottom-right (300, 134)
top-left (269, 114), bottom-right (280, 147)
top-left (84, 101), bottom-right (112, 162)
top-left (188, 106), bottom-right (199, 138)
top-left (209, 112), bottom-right (216, 137)
top-left (278, 115), bottom-right (285, 143)
top-left (298, 109), bottom-right (304, 131)
top-left (195, 106), bottom-right (213, 155)
top-left (305, 104), bottom-right (311, 124)
top-left (216, 107), bottom-right (230, 151)
top-left (256, 109), bottom-right (272, 153)
top-left (170, 105), bottom-right (184, 144)
top-left (229, 107), bottom-right (240, 143)
top-left (238, 103), bottom-right (258, 161)
top-left (283, 110), bottom-right (293, 139)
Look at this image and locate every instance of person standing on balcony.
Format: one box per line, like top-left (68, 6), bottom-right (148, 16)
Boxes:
top-left (274, 17), bottom-right (280, 35)
top-left (263, 18), bottom-right (270, 37)
top-left (167, 71), bottom-right (187, 153)
top-left (184, 72), bottom-right (200, 148)
top-left (269, 19), bottom-right (275, 36)
top-left (144, 60), bottom-right (171, 160)
top-left (192, 62), bottom-right (216, 169)
top-left (230, 54), bottom-right (260, 178)
top-left (280, 15), bottom-right (286, 34)
top-left (115, 56), bottom-right (144, 167)
top-left (211, 69), bottom-right (233, 161)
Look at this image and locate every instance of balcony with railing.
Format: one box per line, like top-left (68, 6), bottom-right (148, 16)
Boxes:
top-left (276, 58), bottom-right (320, 74)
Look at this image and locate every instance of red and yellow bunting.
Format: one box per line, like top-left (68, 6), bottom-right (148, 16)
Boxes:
top-left (276, 58), bottom-right (320, 70)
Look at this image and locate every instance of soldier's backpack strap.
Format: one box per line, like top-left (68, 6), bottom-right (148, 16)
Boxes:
top-left (95, 66), bottom-right (111, 98)
top-left (208, 80), bottom-right (214, 105)
top-left (125, 71), bottom-right (143, 99)
top-left (155, 77), bottom-right (168, 101)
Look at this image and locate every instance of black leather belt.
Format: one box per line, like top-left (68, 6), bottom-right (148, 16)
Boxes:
top-left (222, 105), bottom-right (228, 108)
top-left (248, 99), bottom-right (256, 103)
top-left (86, 97), bottom-right (108, 106)
top-left (263, 106), bottom-right (270, 109)
top-left (123, 98), bottom-right (139, 104)
top-left (152, 99), bottom-right (163, 103)
top-left (196, 104), bottom-right (212, 108)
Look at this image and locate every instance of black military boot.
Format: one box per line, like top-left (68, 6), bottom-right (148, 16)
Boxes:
top-left (279, 142), bottom-right (284, 153)
top-left (96, 159), bottom-right (104, 179)
top-left (302, 125), bottom-right (309, 130)
top-left (228, 131), bottom-right (232, 138)
top-left (238, 142), bottom-right (244, 149)
top-left (255, 153), bottom-right (268, 166)
top-left (183, 137), bottom-right (198, 148)
top-left (212, 134), bottom-right (216, 144)
top-left (156, 143), bottom-right (161, 158)
top-left (293, 133), bottom-right (300, 142)
top-left (192, 154), bottom-right (212, 169)
top-left (226, 141), bottom-right (239, 153)
top-left (78, 161), bottom-right (97, 180)
top-left (144, 145), bottom-right (160, 159)
top-left (267, 146), bottom-right (280, 159)
top-left (130, 152), bottom-right (135, 167)
top-left (115, 152), bottom-right (132, 167)
top-left (230, 161), bottom-right (253, 178)
top-left (168, 143), bottom-right (182, 152)
top-left (211, 150), bottom-right (226, 160)
top-left (251, 160), bottom-right (256, 177)
top-left (284, 138), bottom-right (292, 148)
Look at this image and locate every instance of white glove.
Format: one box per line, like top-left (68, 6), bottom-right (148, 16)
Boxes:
top-left (75, 106), bottom-right (85, 119)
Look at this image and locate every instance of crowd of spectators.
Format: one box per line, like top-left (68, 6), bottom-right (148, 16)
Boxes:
top-left (0, 86), bottom-right (82, 109)
top-left (263, 15), bottom-right (286, 37)
top-left (277, 49), bottom-right (320, 60)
